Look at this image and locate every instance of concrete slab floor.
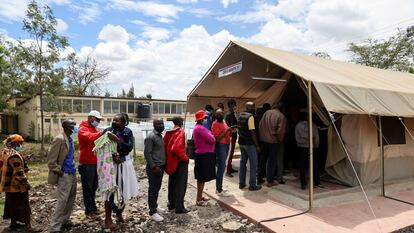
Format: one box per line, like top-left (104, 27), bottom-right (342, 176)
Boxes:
top-left (188, 159), bottom-right (414, 233)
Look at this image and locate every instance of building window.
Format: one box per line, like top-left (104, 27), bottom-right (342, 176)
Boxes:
top-left (120, 101), bottom-right (127, 113)
top-left (45, 118), bottom-right (51, 123)
top-left (62, 99), bottom-right (72, 113)
top-left (171, 104), bottom-right (176, 114)
top-left (153, 103), bottom-right (158, 114)
top-left (177, 104), bottom-right (182, 114)
top-left (73, 99), bottom-right (82, 113)
top-left (378, 116), bottom-right (406, 145)
top-left (128, 102), bottom-right (135, 114)
top-left (83, 100), bottom-right (92, 113)
top-left (92, 100), bottom-right (101, 113)
top-left (107, 118), bottom-right (112, 125)
top-left (165, 103), bottom-right (170, 114)
top-left (183, 104), bottom-right (187, 113)
top-left (159, 103), bottom-right (165, 114)
top-left (104, 101), bottom-right (111, 114)
top-left (112, 101), bottom-right (120, 113)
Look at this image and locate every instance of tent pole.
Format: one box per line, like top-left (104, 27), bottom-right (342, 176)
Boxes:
top-left (379, 116), bottom-right (385, 196)
top-left (308, 80), bottom-right (314, 211)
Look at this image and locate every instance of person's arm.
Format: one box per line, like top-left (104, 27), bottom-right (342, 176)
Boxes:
top-left (144, 136), bottom-right (155, 168)
top-left (171, 130), bottom-right (188, 162)
top-left (78, 126), bottom-right (102, 142)
top-left (119, 130), bottom-right (134, 153)
top-left (248, 116), bottom-right (260, 151)
top-left (47, 136), bottom-right (63, 174)
top-left (212, 122), bottom-right (229, 142)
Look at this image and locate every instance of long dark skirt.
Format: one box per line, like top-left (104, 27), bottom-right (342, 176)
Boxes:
top-left (3, 191), bottom-right (31, 223)
top-left (194, 152), bottom-right (216, 182)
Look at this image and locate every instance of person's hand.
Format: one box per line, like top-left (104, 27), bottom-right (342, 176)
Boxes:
top-left (107, 132), bottom-right (119, 142)
top-left (256, 145), bottom-right (261, 153)
top-left (113, 155), bottom-right (123, 164)
top-left (152, 166), bottom-right (161, 175)
top-left (54, 170), bottom-right (64, 177)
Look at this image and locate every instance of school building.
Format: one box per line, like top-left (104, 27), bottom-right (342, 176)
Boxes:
top-left (0, 95), bottom-right (189, 141)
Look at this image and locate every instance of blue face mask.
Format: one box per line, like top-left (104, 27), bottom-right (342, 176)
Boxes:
top-left (73, 126), bottom-right (79, 134)
top-left (91, 121), bottom-right (99, 128)
top-left (15, 146), bottom-right (23, 151)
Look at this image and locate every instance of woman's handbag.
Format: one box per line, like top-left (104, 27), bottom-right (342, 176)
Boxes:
top-left (186, 135), bottom-right (196, 160)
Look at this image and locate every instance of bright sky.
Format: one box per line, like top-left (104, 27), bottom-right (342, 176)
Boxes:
top-left (1, 0), bottom-right (414, 100)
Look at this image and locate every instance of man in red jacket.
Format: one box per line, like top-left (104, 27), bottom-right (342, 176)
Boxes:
top-left (164, 117), bottom-right (189, 214)
top-left (78, 110), bottom-right (104, 219)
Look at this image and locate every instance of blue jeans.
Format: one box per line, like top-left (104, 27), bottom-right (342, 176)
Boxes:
top-left (239, 144), bottom-right (258, 187)
top-left (215, 143), bottom-right (229, 192)
top-left (78, 164), bottom-right (98, 214)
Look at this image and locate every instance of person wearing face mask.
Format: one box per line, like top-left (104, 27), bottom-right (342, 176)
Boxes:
top-left (144, 119), bottom-right (166, 222)
top-left (47, 119), bottom-right (79, 233)
top-left (203, 105), bottom-right (214, 130)
top-left (101, 113), bottom-right (139, 230)
top-left (193, 110), bottom-right (217, 206)
top-left (0, 135), bottom-right (39, 232)
top-left (164, 116), bottom-right (189, 214)
top-left (78, 110), bottom-right (104, 220)
top-left (211, 109), bottom-right (235, 197)
top-left (238, 102), bottom-right (262, 191)
top-left (225, 99), bottom-right (238, 177)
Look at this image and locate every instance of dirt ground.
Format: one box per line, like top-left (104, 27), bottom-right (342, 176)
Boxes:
top-left (0, 164), bottom-right (265, 233)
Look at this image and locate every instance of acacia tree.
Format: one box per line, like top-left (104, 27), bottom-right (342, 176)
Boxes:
top-left (65, 53), bottom-right (110, 96)
top-left (22, 0), bottom-right (68, 151)
top-left (348, 27), bottom-right (414, 73)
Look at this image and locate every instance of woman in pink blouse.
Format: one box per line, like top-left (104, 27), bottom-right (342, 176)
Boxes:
top-left (192, 110), bottom-right (216, 206)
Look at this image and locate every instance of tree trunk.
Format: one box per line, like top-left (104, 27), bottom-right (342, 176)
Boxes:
top-left (40, 88), bottom-right (45, 152)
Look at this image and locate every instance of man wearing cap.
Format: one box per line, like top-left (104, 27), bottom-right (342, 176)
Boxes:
top-left (47, 119), bottom-right (78, 232)
top-left (78, 110), bottom-right (104, 219)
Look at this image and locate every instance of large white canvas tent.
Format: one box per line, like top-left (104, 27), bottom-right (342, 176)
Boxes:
top-left (187, 41), bottom-right (414, 187)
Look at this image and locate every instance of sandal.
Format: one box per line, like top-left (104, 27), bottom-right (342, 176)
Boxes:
top-left (196, 200), bottom-right (208, 206)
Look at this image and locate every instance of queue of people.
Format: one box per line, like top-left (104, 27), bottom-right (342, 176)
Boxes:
top-left (0, 100), bottom-right (323, 231)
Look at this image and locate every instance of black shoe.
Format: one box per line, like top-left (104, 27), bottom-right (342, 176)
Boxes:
top-left (62, 221), bottom-right (80, 228)
top-left (175, 208), bottom-right (190, 214)
top-left (257, 179), bottom-right (265, 185)
top-left (230, 168), bottom-right (238, 173)
top-left (168, 204), bottom-right (175, 211)
top-left (239, 184), bottom-right (246, 189)
top-left (278, 180), bottom-right (286, 185)
top-left (226, 173), bottom-right (234, 177)
top-left (248, 185), bottom-right (262, 191)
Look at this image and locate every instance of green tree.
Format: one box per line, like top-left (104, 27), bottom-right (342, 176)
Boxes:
top-left (0, 37), bottom-right (32, 112)
top-left (118, 89), bottom-right (126, 98)
top-left (127, 84), bottom-right (135, 98)
top-left (145, 93), bottom-right (152, 99)
top-left (22, 0), bottom-right (69, 151)
top-left (348, 27), bottom-right (414, 73)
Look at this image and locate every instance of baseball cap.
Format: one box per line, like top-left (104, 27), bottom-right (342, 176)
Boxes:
top-left (88, 110), bottom-right (103, 120)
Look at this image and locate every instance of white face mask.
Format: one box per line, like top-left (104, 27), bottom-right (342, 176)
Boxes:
top-left (91, 120), bottom-right (99, 127)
